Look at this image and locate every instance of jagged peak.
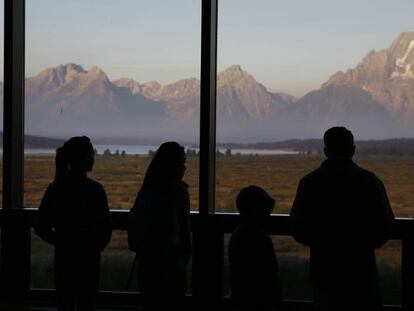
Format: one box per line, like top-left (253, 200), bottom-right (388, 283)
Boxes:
top-left (386, 32), bottom-right (414, 79)
top-left (37, 63), bottom-right (84, 77)
top-left (31, 64), bottom-right (113, 91)
top-left (217, 64), bottom-right (261, 89)
top-left (37, 64), bottom-right (110, 79)
top-left (89, 66), bottom-right (105, 75)
top-left (390, 32), bottom-right (414, 48)
top-left (142, 80), bottom-right (162, 88)
top-left (115, 77), bottom-right (137, 84)
top-left (61, 63), bottom-right (86, 73)
top-left (218, 65), bottom-right (257, 82)
top-left (220, 65), bottom-right (244, 75)
top-left (113, 78), bottom-right (142, 95)
top-left (86, 66), bottom-right (111, 83)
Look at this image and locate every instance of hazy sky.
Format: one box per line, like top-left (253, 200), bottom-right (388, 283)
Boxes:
top-left (3, 0), bottom-right (413, 97)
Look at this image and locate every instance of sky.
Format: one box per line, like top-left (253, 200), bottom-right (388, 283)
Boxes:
top-left (1, 0), bottom-right (414, 97)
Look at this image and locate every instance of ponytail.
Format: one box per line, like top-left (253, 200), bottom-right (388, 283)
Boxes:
top-left (55, 146), bottom-right (68, 184)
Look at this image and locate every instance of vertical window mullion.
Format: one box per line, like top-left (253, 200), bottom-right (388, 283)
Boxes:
top-left (192, 0), bottom-right (223, 305)
top-left (1, 0), bottom-right (29, 295)
top-left (199, 0), bottom-right (218, 215)
top-left (3, 0), bottom-right (24, 210)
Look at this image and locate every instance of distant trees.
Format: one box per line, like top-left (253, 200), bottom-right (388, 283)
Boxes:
top-left (102, 149), bottom-right (127, 156)
top-left (216, 148), bottom-right (233, 157)
top-left (217, 138), bottom-right (414, 157)
top-left (186, 148), bottom-right (198, 157)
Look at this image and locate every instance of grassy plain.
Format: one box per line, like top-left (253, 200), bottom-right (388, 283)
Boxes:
top-left (26, 154), bottom-right (412, 304)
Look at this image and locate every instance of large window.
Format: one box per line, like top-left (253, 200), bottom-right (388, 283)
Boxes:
top-left (25, 0), bottom-right (201, 290)
top-left (0, 0), bottom-right (412, 307)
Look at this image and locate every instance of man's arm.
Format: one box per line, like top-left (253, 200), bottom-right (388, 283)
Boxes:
top-left (367, 178), bottom-right (395, 249)
top-left (290, 178), bottom-right (313, 246)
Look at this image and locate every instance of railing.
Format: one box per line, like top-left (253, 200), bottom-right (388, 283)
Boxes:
top-left (1, 208), bottom-right (413, 310)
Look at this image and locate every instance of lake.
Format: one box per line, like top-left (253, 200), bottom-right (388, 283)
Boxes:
top-left (19, 144), bottom-right (298, 155)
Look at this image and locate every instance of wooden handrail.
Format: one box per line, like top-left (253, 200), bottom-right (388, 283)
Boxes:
top-left (4, 208), bottom-right (413, 239)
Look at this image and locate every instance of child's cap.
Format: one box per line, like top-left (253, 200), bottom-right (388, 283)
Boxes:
top-left (236, 185), bottom-right (275, 216)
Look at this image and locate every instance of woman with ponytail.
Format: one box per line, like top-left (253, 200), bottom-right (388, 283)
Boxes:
top-left (128, 142), bottom-right (191, 311)
top-left (35, 136), bottom-right (112, 311)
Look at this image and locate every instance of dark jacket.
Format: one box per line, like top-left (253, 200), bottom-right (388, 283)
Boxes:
top-left (229, 223), bottom-right (281, 309)
top-left (131, 179), bottom-right (191, 302)
top-left (35, 174), bottom-right (112, 257)
top-left (290, 158), bottom-right (394, 285)
top-left (132, 179), bottom-right (191, 267)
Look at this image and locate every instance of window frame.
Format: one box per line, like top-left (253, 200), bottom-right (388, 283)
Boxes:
top-left (3, 2), bottom-right (414, 310)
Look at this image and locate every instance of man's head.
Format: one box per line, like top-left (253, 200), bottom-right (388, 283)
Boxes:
top-left (323, 126), bottom-right (355, 159)
top-left (236, 185), bottom-right (275, 225)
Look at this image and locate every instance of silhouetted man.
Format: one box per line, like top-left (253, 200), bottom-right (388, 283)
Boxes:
top-left (290, 127), bottom-right (394, 311)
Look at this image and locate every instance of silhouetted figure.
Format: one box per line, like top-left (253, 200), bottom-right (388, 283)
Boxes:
top-left (290, 127), bottom-right (395, 311)
top-left (35, 136), bottom-right (112, 311)
top-left (229, 186), bottom-right (281, 311)
top-left (128, 142), bottom-right (191, 311)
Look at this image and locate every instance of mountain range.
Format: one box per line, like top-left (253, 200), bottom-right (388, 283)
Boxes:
top-left (5, 32), bottom-right (414, 142)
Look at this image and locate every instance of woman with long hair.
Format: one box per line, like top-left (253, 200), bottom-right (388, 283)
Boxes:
top-left (128, 142), bottom-right (191, 310)
top-left (35, 136), bottom-right (112, 311)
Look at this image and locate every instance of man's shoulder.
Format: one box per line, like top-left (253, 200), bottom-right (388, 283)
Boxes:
top-left (299, 166), bottom-right (324, 184)
top-left (301, 161), bottom-right (381, 182)
top-left (352, 165), bottom-right (384, 186)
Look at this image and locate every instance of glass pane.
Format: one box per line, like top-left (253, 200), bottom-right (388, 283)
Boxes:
top-left (216, 0), bottom-right (414, 216)
top-left (376, 241), bottom-right (401, 305)
top-left (101, 231), bottom-right (193, 293)
top-left (274, 236), bottom-right (312, 300)
top-left (26, 0), bottom-right (201, 291)
top-left (31, 229), bottom-right (54, 289)
top-left (100, 232), bottom-right (138, 291)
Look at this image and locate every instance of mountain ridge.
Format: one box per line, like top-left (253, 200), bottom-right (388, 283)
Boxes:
top-left (3, 32), bottom-right (414, 141)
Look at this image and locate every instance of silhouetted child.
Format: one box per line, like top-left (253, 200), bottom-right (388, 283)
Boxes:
top-left (229, 186), bottom-right (281, 311)
top-left (35, 136), bottom-right (112, 311)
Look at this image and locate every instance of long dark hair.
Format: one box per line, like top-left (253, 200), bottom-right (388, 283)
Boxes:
top-left (141, 142), bottom-right (185, 190)
top-left (54, 136), bottom-right (94, 184)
